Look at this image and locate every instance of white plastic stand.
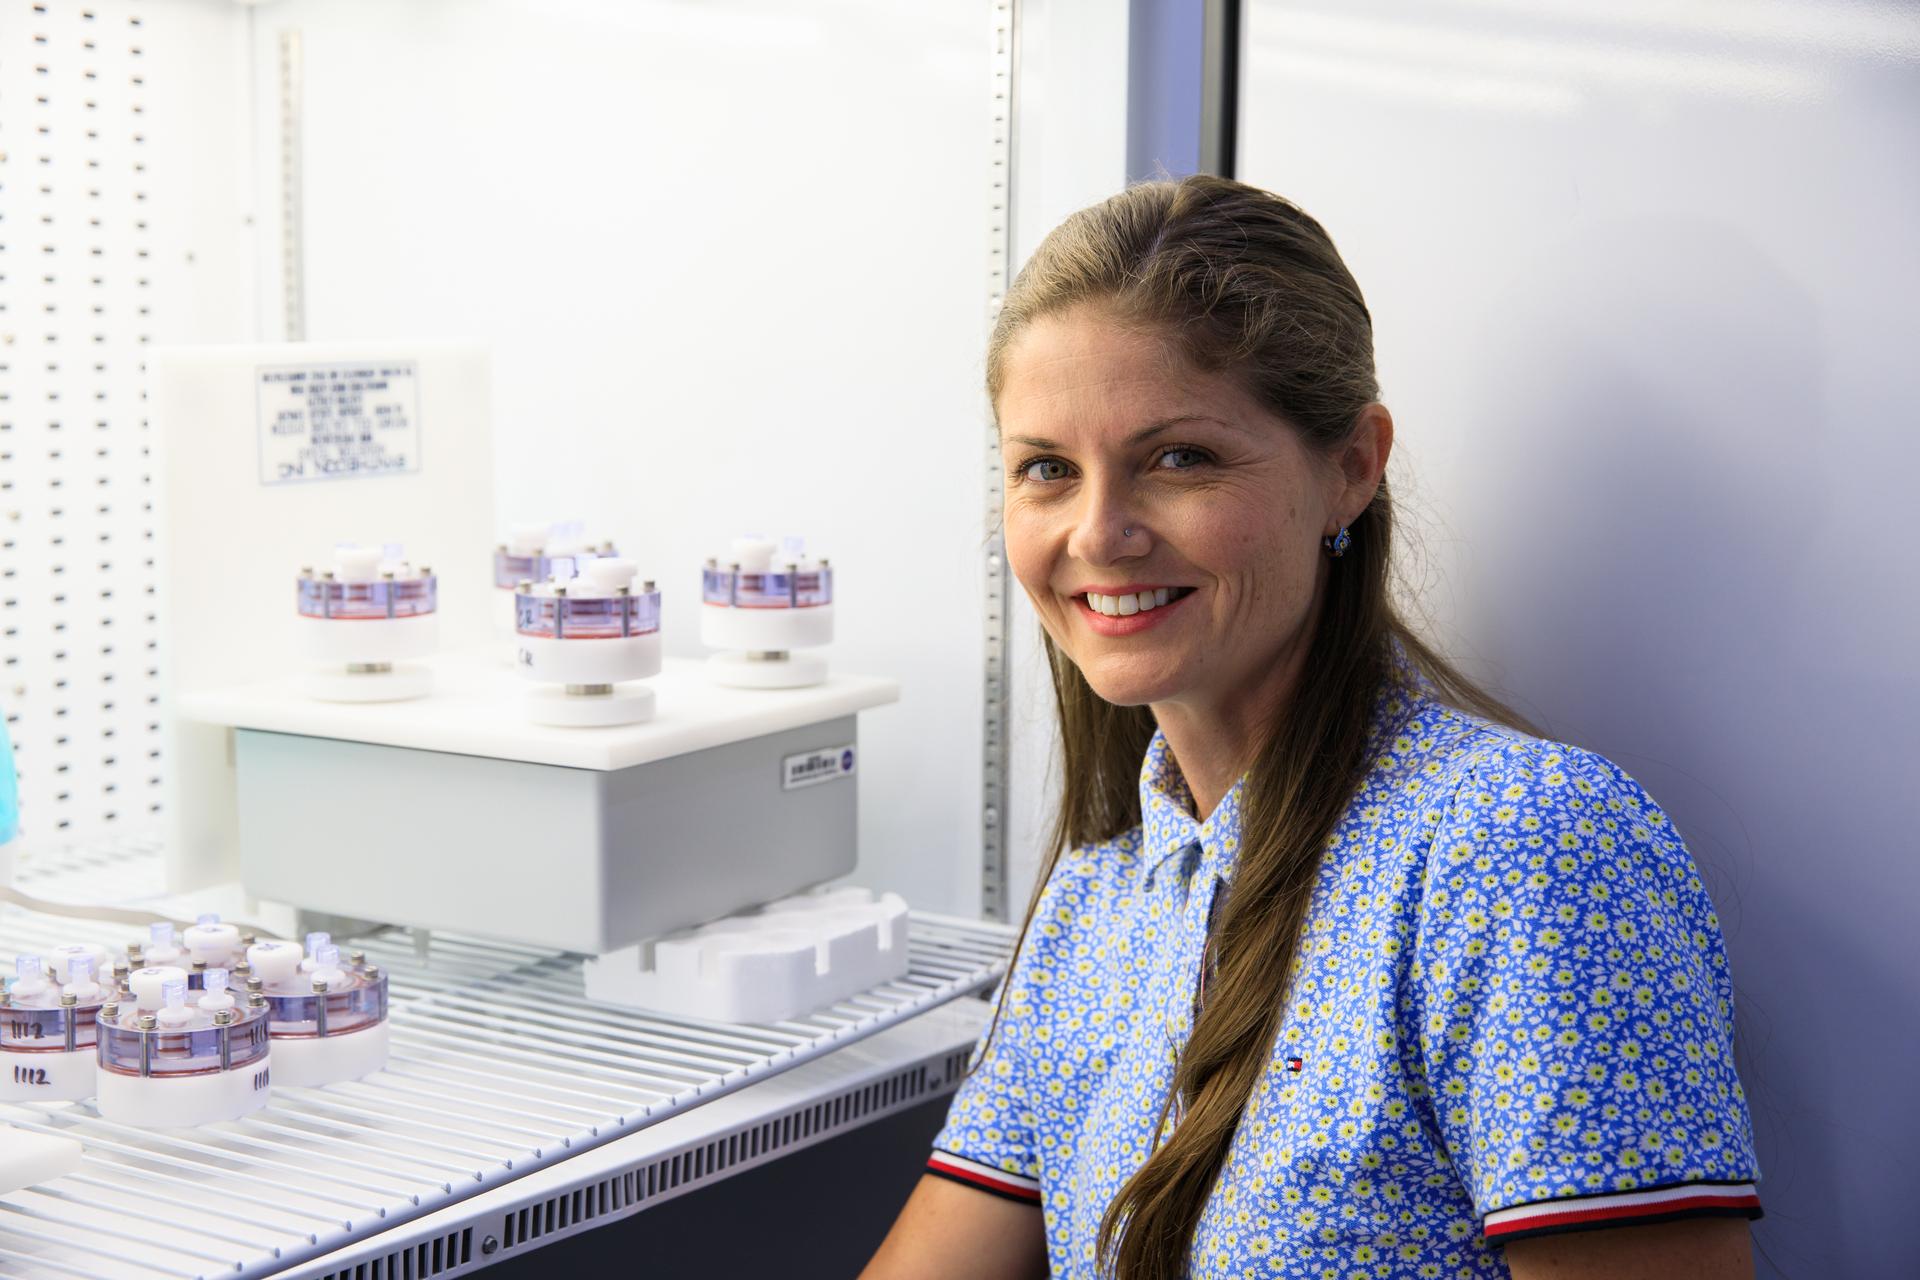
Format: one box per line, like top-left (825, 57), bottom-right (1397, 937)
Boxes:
top-left (0, 1127), bottom-right (82, 1193)
top-left (706, 649), bottom-right (828, 690)
top-left (524, 683), bottom-right (657, 726)
top-left (583, 886), bottom-right (910, 1024)
top-left (269, 1020), bottom-right (391, 1089)
top-left (302, 665), bottom-right (435, 703)
top-left (299, 613), bottom-right (438, 703)
top-left (95, 1060), bottom-right (273, 1129)
top-left (0, 1048), bottom-right (98, 1102)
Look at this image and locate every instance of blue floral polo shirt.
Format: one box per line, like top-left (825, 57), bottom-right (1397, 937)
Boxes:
top-left (929, 676), bottom-right (1761, 1277)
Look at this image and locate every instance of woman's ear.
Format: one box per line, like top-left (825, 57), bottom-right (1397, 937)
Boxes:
top-left (1335, 403), bottom-right (1394, 523)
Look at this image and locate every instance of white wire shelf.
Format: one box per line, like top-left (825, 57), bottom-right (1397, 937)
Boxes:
top-left (0, 839), bottom-right (1013, 1279)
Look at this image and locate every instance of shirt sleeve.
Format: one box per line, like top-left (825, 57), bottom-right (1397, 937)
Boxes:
top-left (925, 857), bottom-right (1086, 1206)
top-left (1412, 737), bottom-right (1762, 1245)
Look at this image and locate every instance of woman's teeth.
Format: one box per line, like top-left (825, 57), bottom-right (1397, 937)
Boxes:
top-left (1084, 588), bottom-right (1180, 618)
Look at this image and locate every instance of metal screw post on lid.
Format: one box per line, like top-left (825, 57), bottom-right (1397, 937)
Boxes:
top-left (700, 534), bottom-right (836, 688)
top-left (94, 974), bottom-right (273, 1128)
top-left (513, 554), bottom-right (663, 726)
top-left (296, 542), bottom-right (439, 702)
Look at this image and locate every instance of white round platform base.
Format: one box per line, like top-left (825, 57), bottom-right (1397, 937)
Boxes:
top-left (96, 1060), bottom-right (272, 1128)
top-left (707, 650), bottom-right (827, 689)
top-left (0, 1049), bottom-right (97, 1103)
top-left (525, 683), bottom-right (656, 726)
top-left (270, 1020), bottom-right (390, 1089)
top-left (302, 664), bottom-right (433, 703)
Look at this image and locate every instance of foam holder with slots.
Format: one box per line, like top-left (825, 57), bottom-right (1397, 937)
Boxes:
top-left (583, 886), bottom-right (909, 1024)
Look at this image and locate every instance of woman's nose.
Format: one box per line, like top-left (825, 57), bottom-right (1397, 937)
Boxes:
top-left (1064, 485), bottom-right (1148, 566)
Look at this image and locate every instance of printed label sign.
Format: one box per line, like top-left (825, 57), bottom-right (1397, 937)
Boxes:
top-left (257, 362), bottom-right (422, 485)
top-left (783, 744), bottom-right (856, 791)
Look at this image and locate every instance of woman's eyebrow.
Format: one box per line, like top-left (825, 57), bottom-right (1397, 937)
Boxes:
top-left (1006, 415), bottom-right (1238, 451)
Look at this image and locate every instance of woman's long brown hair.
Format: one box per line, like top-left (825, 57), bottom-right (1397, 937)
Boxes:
top-left (985, 175), bottom-right (1525, 1279)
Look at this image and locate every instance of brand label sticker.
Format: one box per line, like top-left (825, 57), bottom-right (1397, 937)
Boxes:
top-left (783, 745), bottom-right (856, 791)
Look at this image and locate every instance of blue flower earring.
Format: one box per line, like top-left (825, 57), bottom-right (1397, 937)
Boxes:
top-left (1324, 525), bottom-right (1352, 558)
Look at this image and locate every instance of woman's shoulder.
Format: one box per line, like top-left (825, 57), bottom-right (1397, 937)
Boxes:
top-left (1382, 688), bottom-right (1693, 879)
top-left (1384, 686), bottom-right (1658, 804)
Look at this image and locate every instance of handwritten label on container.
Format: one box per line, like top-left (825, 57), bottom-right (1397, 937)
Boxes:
top-left (257, 362), bottom-right (422, 485)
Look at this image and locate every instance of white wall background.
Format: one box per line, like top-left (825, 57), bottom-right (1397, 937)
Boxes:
top-left (1239, 2), bottom-right (1919, 1274)
top-left (235, 0), bottom-right (999, 915)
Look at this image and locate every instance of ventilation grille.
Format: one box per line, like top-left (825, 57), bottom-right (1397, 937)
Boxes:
top-left (494, 1053), bottom-right (972, 1257)
top-left (312, 1230), bottom-right (472, 1280)
top-left (0, 0), bottom-right (166, 847)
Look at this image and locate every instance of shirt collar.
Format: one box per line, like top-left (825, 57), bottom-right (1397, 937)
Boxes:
top-left (1138, 730), bottom-right (1245, 886)
top-left (1134, 660), bottom-right (1430, 889)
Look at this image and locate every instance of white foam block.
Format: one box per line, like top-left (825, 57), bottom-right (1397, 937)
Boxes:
top-left (0, 1126), bottom-right (83, 1193)
top-left (583, 886), bottom-right (910, 1024)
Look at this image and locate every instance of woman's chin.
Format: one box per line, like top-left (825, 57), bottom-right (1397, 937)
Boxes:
top-left (1078, 663), bottom-right (1186, 710)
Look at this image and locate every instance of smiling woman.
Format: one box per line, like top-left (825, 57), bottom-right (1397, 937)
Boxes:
top-left (862, 176), bottom-right (1761, 1280)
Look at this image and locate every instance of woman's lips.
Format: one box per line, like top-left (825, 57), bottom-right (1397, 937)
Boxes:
top-left (1073, 588), bottom-right (1193, 637)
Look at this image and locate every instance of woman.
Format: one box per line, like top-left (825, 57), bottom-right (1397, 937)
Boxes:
top-left (864, 176), bottom-right (1760, 1279)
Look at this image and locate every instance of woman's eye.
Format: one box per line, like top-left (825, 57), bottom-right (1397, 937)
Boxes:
top-left (1022, 458), bottom-right (1071, 482)
top-left (1158, 447), bottom-right (1208, 470)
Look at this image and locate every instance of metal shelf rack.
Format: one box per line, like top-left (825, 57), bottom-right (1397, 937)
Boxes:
top-left (0, 840), bottom-right (1014, 1280)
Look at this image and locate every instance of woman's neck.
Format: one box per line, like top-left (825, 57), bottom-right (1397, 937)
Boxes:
top-left (1151, 637), bottom-right (1311, 822)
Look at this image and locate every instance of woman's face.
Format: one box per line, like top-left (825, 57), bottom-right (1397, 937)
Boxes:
top-left (997, 305), bottom-right (1363, 717)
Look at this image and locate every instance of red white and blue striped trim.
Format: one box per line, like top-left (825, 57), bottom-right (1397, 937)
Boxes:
top-left (1484, 1180), bottom-right (1762, 1242)
top-left (926, 1150), bottom-right (1043, 1205)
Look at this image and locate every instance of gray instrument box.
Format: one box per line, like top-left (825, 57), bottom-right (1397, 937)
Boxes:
top-left (178, 656), bottom-right (900, 952)
top-left (234, 718), bottom-right (859, 954)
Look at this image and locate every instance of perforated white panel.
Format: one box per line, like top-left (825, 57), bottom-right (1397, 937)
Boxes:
top-left (0, 0), bottom-right (166, 848)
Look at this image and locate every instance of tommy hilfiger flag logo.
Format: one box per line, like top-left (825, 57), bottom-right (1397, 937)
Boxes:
top-left (1286, 1056), bottom-right (1304, 1072)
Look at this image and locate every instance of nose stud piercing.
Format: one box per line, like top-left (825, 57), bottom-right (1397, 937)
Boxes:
top-left (1123, 527), bottom-right (1135, 538)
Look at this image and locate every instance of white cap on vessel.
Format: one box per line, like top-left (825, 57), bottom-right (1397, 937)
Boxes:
top-left (730, 536), bottom-right (777, 573)
top-left (184, 915), bottom-right (241, 965)
top-left (47, 942), bottom-right (112, 985)
top-left (333, 544), bottom-right (384, 581)
top-left (128, 964), bottom-right (189, 1012)
top-left (247, 940), bottom-right (303, 985)
top-left (577, 556), bottom-right (638, 596)
top-left (507, 522), bottom-right (550, 556)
